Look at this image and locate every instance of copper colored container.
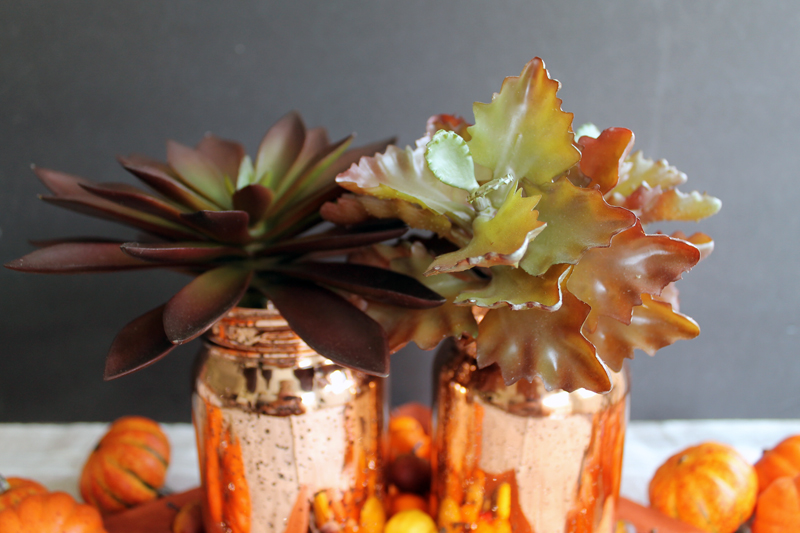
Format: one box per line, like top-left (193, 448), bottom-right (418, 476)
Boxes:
top-left (192, 305), bottom-right (385, 533)
top-left (432, 338), bottom-right (629, 533)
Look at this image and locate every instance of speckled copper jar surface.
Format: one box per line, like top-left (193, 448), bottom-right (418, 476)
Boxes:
top-left (192, 305), bottom-right (385, 533)
top-left (432, 338), bottom-right (629, 533)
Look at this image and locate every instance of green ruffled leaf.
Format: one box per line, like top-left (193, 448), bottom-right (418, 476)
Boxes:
top-left (476, 288), bottom-right (610, 392)
top-left (454, 264), bottom-right (568, 310)
top-left (425, 188), bottom-right (544, 274)
top-left (519, 177), bottom-right (636, 276)
top-left (425, 130), bottom-right (478, 191)
top-left (467, 57), bottom-right (580, 185)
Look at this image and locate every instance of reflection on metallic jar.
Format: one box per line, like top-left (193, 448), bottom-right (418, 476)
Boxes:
top-left (432, 338), bottom-right (629, 533)
top-left (192, 305), bottom-right (385, 533)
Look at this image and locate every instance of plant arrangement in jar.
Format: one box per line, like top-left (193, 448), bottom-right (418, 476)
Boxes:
top-left (322, 57), bottom-right (721, 533)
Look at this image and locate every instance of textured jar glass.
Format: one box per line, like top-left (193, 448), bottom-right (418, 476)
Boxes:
top-left (192, 305), bottom-right (386, 533)
top-left (432, 338), bottom-right (629, 533)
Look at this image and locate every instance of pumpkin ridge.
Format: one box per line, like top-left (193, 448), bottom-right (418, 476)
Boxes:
top-left (132, 443), bottom-right (168, 468)
top-left (105, 456), bottom-right (159, 503)
top-left (94, 474), bottom-right (134, 510)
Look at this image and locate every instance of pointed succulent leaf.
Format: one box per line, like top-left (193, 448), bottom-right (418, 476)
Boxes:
top-left (104, 305), bottom-right (177, 380)
top-left (579, 127), bottom-right (635, 194)
top-left (28, 237), bottom-right (125, 247)
top-left (476, 289), bottom-right (611, 392)
top-left (236, 155), bottom-right (256, 190)
top-left (336, 144), bottom-right (474, 228)
top-left (609, 150), bottom-right (687, 198)
top-left (78, 182), bottom-right (192, 225)
top-left (260, 182), bottom-right (342, 240)
top-left (519, 177), bottom-right (636, 276)
top-left (468, 57), bottom-right (580, 184)
top-left (255, 111), bottom-right (306, 188)
top-left (33, 166), bottom-right (92, 196)
top-left (425, 130), bottom-right (478, 191)
top-left (258, 219), bottom-right (406, 256)
top-left (425, 114), bottom-right (472, 141)
top-left (258, 276), bottom-right (389, 376)
top-left (454, 264), bottom-right (569, 310)
top-left (5, 242), bottom-right (157, 273)
top-left (163, 266), bottom-right (253, 344)
top-left (637, 188), bottom-right (722, 224)
top-left (277, 126), bottom-right (330, 187)
top-left (118, 155), bottom-right (219, 211)
top-left (120, 242), bottom-right (247, 263)
top-left (181, 210), bottom-right (251, 244)
top-left (568, 222), bottom-right (700, 329)
top-left (272, 262), bottom-right (444, 309)
top-left (167, 141), bottom-right (232, 209)
top-left (232, 184), bottom-right (273, 225)
top-left (584, 294), bottom-right (700, 372)
top-left (425, 188), bottom-right (545, 274)
top-left (671, 231), bottom-right (714, 261)
top-left (196, 134), bottom-right (246, 180)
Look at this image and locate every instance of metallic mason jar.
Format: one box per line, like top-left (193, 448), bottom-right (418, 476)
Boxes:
top-left (432, 338), bottom-right (629, 533)
top-left (192, 305), bottom-right (386, 533)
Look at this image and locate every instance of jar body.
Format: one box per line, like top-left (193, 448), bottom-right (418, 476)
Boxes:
top-left (432, 339), bottom-right (629, 533)
top-left (193, 306), bottom-right (385, 533)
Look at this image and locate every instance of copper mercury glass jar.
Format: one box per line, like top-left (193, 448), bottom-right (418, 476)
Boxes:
top-left (192, 305), bottom-right (386, 533)
top-left (432, 338), bottom-right (629, 533)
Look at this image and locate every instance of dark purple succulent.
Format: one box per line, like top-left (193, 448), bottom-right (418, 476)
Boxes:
top-left (5, 112), bottom-right (444, 379)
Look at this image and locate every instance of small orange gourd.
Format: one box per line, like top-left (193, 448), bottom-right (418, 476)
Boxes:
top-left (751, 474), bottom-right (800, 533)
top-left (80, 415), bottom-right (170, 514)
top-left (649, 442), bottom-right (757, 533)
top-left (0, 475), bottom-right (48, 513)
top-left (0, 491), bottom-right (107, 533)
top-left (754, 435), bottom-right (800, 493)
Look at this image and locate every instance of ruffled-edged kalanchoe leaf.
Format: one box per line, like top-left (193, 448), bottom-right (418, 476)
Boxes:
top-left (349, 242), bottom-right (484, 351)
top-left (476, 288), bottom-right (611, 392)
top-left (519, 177), bottom-right (636, 276)
top-left (568, 221), bottom-right (701, 330)
top-left (625, 186), bottom-right (722, 224)
top-left (576, 127), bottom-right (635, 193)
top-left (584, 294), bottom-right (700, 372)
top-left (608, 150), bottom-right (687, 197)
top-left (7, 112), bottom-right (443, 380)
top-left (467, 57), bottom-right (580, 185)
top-left (454, 264), bottom-right (569, 311)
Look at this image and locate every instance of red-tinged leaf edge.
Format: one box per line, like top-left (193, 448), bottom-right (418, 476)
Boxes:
top-left (120, 242), bottom-right (248, 263)
top-left (180, 210), bottom-right (251, 244)
top-left (78, 182), bottom-right (191, 225)
top-left (4, 242), bottom-right (161, 273)
top-left (104, 305), bottom-right (177, 380)
top-left (232, 184), bottom-right (273, 226)
top-left (272, 262), bottom-right (445, 309)
top-left (257, 275), bottom-right (389, 376)
top-left (163, 266), bottom-right (253, 344)
top-left (118, 154), bottom-right (219, 211)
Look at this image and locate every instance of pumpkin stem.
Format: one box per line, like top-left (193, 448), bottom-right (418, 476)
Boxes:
top-left (0, 474), bottom-right (10, 494)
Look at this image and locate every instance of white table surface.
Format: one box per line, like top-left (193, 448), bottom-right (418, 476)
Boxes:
top-left (2, 420), bottom-right (800, 505)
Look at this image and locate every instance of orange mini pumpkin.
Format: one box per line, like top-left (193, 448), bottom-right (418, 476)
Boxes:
top-left (754, 435), bottom-right (800, 493)
top-left (649, 442), bottom-right (757, 533)
top-left (752, 474), bottom-right (800, 533)
top-left (80, 415), bottom-right (170, 514)
top-left (0, 491), bottom-right (107, 533)
top-left (0, 475), bottom-right (48, 513)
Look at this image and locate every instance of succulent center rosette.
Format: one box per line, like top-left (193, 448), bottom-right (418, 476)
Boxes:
top-left (323, 58), bottom-right (721, 393)
top-left (5, 112), bottom-right (446, 379)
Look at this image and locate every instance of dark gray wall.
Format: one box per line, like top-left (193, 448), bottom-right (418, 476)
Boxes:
top-left (2, 1), bottom-right (798, 421)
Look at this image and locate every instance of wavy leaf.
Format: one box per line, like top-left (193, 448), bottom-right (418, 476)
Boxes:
top-left (5, 242), bottom-right (156, 273)
top-left (181, 210), bottom-right (251, 244)
top-left (167, 141), bottom-right (232, 209)
top-left (232, 184), bottom-right (273, 225)
top-left (104, 305), bottom-right (177, 380)
top-left (467, 57), bottom-right (580, 184)
top-left (255, 111), bottom-right (306, 188)
top-left (425, 130), bottom-right (478, 191)
top-left (196, 135), bottom-right (246, 180)
top-left (425, 114), bottom-right (472, 141)
top-left (273, 262), bottom-right (444, 308)
top-left (520, 177), bottom-right (636, 276)
top-left (476, 288), bottom-right (610, 392)
top-left (163, 266), bottom-right (253, 344)
top-left (320, 194), bottom-right (371, 226)
top-left (637, 188), bottom-right (722, 224)
top-left (608, 150), bottom-right (687, 197)
top-left (672, 231), bottom-right (714, 261)
top-left (426, 188), bottom-right (544, 274)
top-left (578, 127), bottom-right (635, 193)
top-left (117, 155), bottom-right (219, 211)
top-left (584, 294), bottom-right (700, 372)
top-left (258, 276), bottom-right (389, 376)
top-left (336, 143), bottom-right (474, 227)
top-left (120, 242), bottom-right (247, 263)
top-left (568, 222), bottom-right (700, 329)
top-left (455, 264), bottom-right (568, 310)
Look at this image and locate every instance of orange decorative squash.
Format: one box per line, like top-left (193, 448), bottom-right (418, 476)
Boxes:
top-left (649, 442), bottom-right (757, 533)
top-left (0, 491), bottom-right (107, 533)
top-left (754, 435), bottom-right (800, 493)
top-left (80, 416), bottom-right (171, 514)
top-left (0, 475), bottom-right (48, 513)
top-left (752, 474), bottom-right (800, 533)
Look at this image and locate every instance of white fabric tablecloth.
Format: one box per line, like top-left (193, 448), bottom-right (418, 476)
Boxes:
top-left (2, 420), bottom-right (800, 505)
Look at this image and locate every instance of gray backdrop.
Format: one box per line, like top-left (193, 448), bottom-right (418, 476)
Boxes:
top-left (1, 1), bottom-right (798, 422)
